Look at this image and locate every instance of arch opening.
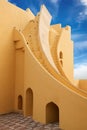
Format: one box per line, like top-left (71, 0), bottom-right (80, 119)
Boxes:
top-left (46, 102), bottom-right (59, 124)
top-left (18, 95), bottom-right (23, 110)
top-left (26, 88), bottom-right (33, 116)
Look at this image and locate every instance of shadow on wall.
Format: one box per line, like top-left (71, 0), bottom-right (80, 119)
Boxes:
top-left (18, 95), bottom-right (23, 110)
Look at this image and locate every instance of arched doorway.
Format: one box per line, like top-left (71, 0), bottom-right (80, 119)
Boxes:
top-left (46, 102), bottom-right (59, 124)
top-left (26, 88), bottom-right (33, 116)
top-left (18, 95), bottom-right (23, 110)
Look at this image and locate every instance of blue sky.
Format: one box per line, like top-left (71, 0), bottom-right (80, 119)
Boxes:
top-left (8, 0), bottom-right (87, 79)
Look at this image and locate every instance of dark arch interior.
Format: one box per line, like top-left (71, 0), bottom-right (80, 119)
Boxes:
top-left (26, 88), bottom-right (33, 116)
top-left (59, 51), bottom-right (63, 59)
top-left (46, 102), bottom-right (59, 124)
top-left (18, 95), bottom-right (23, 110)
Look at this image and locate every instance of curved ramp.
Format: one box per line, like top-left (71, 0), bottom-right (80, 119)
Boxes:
top-left (38, 5), bottom-right (58, 72)
top-left (13, 29), bottom-right (87, 130)
top-left (23, 15), bottom-right (60, 77)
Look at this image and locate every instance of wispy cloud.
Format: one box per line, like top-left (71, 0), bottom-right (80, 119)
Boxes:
top-left (77, 9), bottom-right (87, 23)
top-left (74, 53), bottom-right (87, 60)
top-left (77, 0), bottom-right (87, 23)
top-left (74, 52), bottom-right (87, 66)
top-left (74, 39), bottom-right (87, 79)
top-left (72, 33), bottom-right (87, 41)
top-left (80, 0), bottom-right (87, 6)
top-left (50, 0), bottom-right (59, 4)
top-left (74, 63), bottom-right (87, 79)
top-left (73, 33), bottom-right (87, 78)
top-left (74, 39), bottom-right (87, 63)
top-left (75, 40), bottom-right (87, 49)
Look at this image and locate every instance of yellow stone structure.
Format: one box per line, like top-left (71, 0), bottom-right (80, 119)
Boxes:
top-left (0, 0), bottom-right (87, 130)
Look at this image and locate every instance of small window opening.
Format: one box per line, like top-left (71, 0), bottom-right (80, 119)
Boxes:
top-left (59, 51), bottom-right (63, 59)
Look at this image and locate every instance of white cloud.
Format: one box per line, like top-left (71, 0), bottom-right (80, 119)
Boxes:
top-left (77, 9), bottom-right (87, 23)
top-left (72, 33), bottom-right (87, 51)
top-left (73, 33), bottom-right (87, 80)
top-left (74, 63), bottom-right (87, 79)
top-left (77, 0), bottom-right (87, 23)
top-left (50, 0), bottom-right (58, 4)
top-left (74, 40), bottom-right (87, 62)
top-left (80, 0), bottom-right (87, 6)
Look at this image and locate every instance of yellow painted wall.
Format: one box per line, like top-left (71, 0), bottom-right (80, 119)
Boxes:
top-left (38, 5), bottom-right (58, 72)
top-left (0, 0), bottom-right (34, 113)
top-left (57, 27), bottom-right (74, 84)
top-left (79, 80), bottom-right (87, 92)
top-left (14, 48), bottom-right (24, 113)
top-left (1, 1), bottom-right (87, 130)
top-left (49, 24), bottom-right (61, 48)
top-left (23, 43), bottom-right (87, 130)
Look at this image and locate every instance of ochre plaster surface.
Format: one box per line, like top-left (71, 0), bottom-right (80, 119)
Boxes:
top-left (0, 1), bottom-right (87, 130)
